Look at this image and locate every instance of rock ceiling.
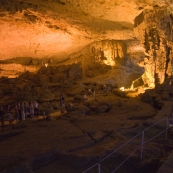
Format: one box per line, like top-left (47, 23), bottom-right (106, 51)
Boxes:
top-left (1, 0), bottom-right (173, 88)
top-left (0, 0), bottom-right (171, 60)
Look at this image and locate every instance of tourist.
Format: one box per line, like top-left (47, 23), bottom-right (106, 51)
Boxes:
top-left (169, 104), bottom-right (173, 127)
top-left (18, 103), bottom-right (22, 121)
top-left (14, 104), bottom-right (19, 122)
top-left (105, 87), bottom-right (110, 96)
top-left (34, 101), bottom-right (39, 117)
top-left (20, 103), bottom-right (25, 121)
top-left (0, 106), bottom-right (4, 131)
top-left (60, 94), bottom-right (66, 113)
top-left (24, 102), bottom-right (30, 119)
top-left (82, 93), bottom-right (88, 101)
top-left (88, 88), bottom-right (92, 97)
top-left (43, 111), bottom-right (46, 119)
top-left (29, 102), bottom-right (34, 118)
top-left (102, 84), bottom-right (107, 95)
top-left (92, 88), bottom-right (96, 98)
top-left (7, 105), bottom-right (13, 123)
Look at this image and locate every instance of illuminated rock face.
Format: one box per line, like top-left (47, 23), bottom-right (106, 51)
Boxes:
top-left (68, 40), bottom-right (127, 67)
top-left (1, 0), bottom-right (168, 61)
top-left (0, 0), bottom-right (136, 60)
top-left (0, 0), bottom-right (173, 87)
top-left (134, 7), bottom-right (173, 87)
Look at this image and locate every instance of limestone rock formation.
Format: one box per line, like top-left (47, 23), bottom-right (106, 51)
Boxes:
top-left (1, 1), bottom-right (173, 173)
top-left (0, 0), bottom-right (173, 89)
top-left (134, 6), bottom-right (173, 87)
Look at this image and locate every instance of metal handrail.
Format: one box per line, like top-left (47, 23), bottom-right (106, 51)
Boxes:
top-left (100, 132), bottom-right (142, 163)
top-left (82, 116), bottom-right (170, 173)
top-left (111, 146), bottom-right (140, 173)
top-left (82, 163), bottom-right (99, 173)
top-left (144, 129), bottom-right (166, 144)
top-left (144, 117), bottom-right (167, 131)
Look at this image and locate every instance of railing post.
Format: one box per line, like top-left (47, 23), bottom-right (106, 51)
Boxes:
top-left (98, 163), bottom-right (101, 173)
top-left (141, 131), bottom-right (144, 159)
top-left (165, 117), bottom-right (169, 140)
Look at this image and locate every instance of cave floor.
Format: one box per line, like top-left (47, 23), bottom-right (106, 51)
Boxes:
top-left (0, 92), bottom-right (173, 173)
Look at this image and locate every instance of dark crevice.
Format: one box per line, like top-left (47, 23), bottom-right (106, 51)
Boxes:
top-left (67, 130), bottom-right (113, 153)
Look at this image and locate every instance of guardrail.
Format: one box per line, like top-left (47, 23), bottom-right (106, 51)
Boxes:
top-left (82, 116), bottom-right (171, 173)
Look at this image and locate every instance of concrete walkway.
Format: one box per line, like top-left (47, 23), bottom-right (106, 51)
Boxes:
top-left (157, 150), bottom-right (173, 173)
top-left (156, 100), bottom-right (173, 173)
top-left (152, 100), bottom-right (173, 121)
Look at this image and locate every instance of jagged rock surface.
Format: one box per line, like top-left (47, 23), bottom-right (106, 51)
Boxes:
top-left (134, 7), bottom-right (173, 87)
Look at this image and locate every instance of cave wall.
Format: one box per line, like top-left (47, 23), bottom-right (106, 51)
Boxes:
top-left (134, 7), bottom-right (173, 87)
top-left (0, 39), bottom-right (143, 81)
top-left (69, 40), bottom-right (127, 66)
top-left (0, 40), bottom-right (126, 76)
top-left (1, 0), bottom-right (172, 88)
top-left (66, 40), bottom-right (127, 76)
top-left (0, 0), bottom-right (137, 62)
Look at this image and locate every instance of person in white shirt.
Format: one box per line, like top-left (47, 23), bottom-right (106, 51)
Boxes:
top-left (34, 101), bottom-right (39, 117)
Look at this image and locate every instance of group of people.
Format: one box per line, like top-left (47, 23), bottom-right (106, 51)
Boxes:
top-left (82, 84), bottom-right (112, 101)
top-left (82, 88), bottom-right (96, 101)
top-left (0, 101), bottom-right (39, 131)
